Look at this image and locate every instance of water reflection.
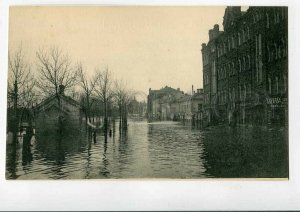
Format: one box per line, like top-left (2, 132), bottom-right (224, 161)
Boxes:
top-left (6, 121), bottom-right (288, 179)
top-left (200, 126), bottom-right (288, 178)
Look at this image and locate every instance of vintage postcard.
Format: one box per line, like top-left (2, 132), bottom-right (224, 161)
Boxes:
top-left (6, 6), bottom-right (288, 179)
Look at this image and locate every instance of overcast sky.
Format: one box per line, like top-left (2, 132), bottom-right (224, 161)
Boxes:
top-left (9, 6), bottom-right (229, 97)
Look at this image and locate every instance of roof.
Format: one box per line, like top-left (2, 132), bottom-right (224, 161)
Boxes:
top-left (35, 94), bottom-right (81, 113)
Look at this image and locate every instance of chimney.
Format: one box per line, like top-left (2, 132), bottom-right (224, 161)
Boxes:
top-left (213, 24), bottom-right (220, 38)
top-left (192, 85), bottom-right (194, 95)
top-left (59, 85), bottom-right (65, 95)
top-left (209, 29), bottom-right (213, 41)
top-left (228, 6), bottom-right (241, 15)
top-left (214, 24), bottom-right (219, 31)
top-left (201, 43), bottom-right (207, 53)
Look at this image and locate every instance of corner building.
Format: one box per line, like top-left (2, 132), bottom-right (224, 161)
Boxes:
top-left (201, 6), bottom-right (288, 126)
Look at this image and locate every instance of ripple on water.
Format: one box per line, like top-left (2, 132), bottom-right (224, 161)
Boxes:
top-left (6, 121), bottom-right (288, 179)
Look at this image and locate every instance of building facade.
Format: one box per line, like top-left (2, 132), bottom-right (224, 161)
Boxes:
top-left (147, 86), bottom-right (204, 125)
top-left (201, 6), bottom-right (288, 126)
top-left (147, 86), bottom-right (183, 121)
top-left (35, 91), bottom-right (82, 134)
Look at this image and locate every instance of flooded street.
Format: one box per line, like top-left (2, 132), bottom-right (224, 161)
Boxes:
top-left (6, 121), bottom-right (288, 179)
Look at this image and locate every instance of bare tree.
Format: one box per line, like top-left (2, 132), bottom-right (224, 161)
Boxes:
top-left (113, 80), bottom-right (136, 130)
top-left (36, 47), bottom-right (77, 129)
top-left (8, 47), bottom-right (36, 143)
top-left (94, 67), bottom-right (113, 130)
top-left (77, 62), bottom-right (100, 123)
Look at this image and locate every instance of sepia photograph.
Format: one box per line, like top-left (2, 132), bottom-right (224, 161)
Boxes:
top-left (5, 6), bottom-right (288, 180)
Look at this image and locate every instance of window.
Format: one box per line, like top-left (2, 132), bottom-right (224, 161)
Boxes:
top-left (268, 77), bottom-right (272, 94)
top-left (238, 33), bottom-right (241, 45)
top-left (212, 60), bottom-right (217, 93)
top-left (232, 62), bottom-right (235, 74)
top-left (248, 84), bottom-right (252, 97)
top-left (282, 8), bottom-right (286, 20)
top-left (274, 10), bottom-right (280, 24)
top-left (198, 104), bottom-right (202, 111)
top-left (276, 76), bottom-right (279, 94)
top-left (285, 37), bottom-right (288, 56)
top-left (256, 34), bottom-right (263, 83)
top-left (274, 42), bottom-right (278, 59)
top-left (232, 36), bottom-right (235, 48)
top-left (247, 55), bottom-right (251, 69)
top-left (278, 45), bottom-right (282, 59)
top-left (283, 74), bottom-right (287, 92)
top-left (247, 27), bottom-right (250, 40)
top-left (232, 88), bottom-right (235, 101)
top-left (238, 59), bottom-right (242, 72)
top-left (266, 12), bottom-right (270, 28)
top-left (243, 57), bottom-right (246, 71)
top-left (239, 85), bottom-right (242, 100)
top-left (244, 83), bottom-right (247, 99)
top-left (267, 46), bottom-right (271, 62)
top-left (277, 9), bottom-right (280, 23)
top-left (281, 38), bottom-right (285, 57)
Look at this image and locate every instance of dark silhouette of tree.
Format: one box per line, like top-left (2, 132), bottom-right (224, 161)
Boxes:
top-left (113, 80), bottom-right (136, 130)
top-left (94, 67), bottom-right (113, 131)
top-left (77, 62), bottom-right (100, 124)
top-left (36, 47), bottom-right (78, 131)
top-left (8, 46), bottom-right (36, 143)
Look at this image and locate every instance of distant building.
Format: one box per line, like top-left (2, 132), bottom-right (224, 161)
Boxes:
top-left (172, 88), bottom-right (204, 125)
top-left (34, 86), bottom-right (82, 133)
top-left (191, 89), bottom-right (204, 126)
top-left (147, 86), bottom-right (204, 125)
top-left (147, 86), bottom-right (183, 121)
top-left (201, 6), bottom-right (288, 126)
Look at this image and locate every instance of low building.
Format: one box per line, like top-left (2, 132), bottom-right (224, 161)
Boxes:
top-left (172, 89), bottom-right (204, 125)
top-left (180, 94), bottom-right (192, 122)
top-left (34, 86), bottom-right (82, 134)
top-left (191, 89), bottom-right (204, 127)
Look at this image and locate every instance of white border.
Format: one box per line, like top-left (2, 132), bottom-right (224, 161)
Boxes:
top-left (1, 0), bottom-right (300, 210)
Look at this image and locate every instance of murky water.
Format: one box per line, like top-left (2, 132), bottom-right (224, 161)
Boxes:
top-left (6, 121), bottom-right (288, 179)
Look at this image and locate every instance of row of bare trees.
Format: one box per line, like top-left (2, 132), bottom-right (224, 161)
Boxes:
top-left (8, 46), bottom-right (137, 139)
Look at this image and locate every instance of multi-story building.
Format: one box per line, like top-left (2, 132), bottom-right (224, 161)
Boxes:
top-left (201, 6), bottom-right (288, 126)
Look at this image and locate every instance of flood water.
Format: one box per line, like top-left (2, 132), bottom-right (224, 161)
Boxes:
top-left (6, 121), bottom-right (288, 179)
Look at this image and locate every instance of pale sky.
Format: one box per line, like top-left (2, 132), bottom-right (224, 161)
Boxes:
top-left (9, 6), bottom-right (228, 97)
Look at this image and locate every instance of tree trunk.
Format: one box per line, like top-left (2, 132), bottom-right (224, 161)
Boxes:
top-left (12, 81), bottom-right (18, 144)
top-left (57, 94), bottom-right (63, 135)
top-left (123, 104), bottom-right (128, 130)
top-left (87, 95), bottom-right (91, 123)
top-left (104, 98), bottom-right (108, 133)
top-left (119, 105), bottom-right (122, 130)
